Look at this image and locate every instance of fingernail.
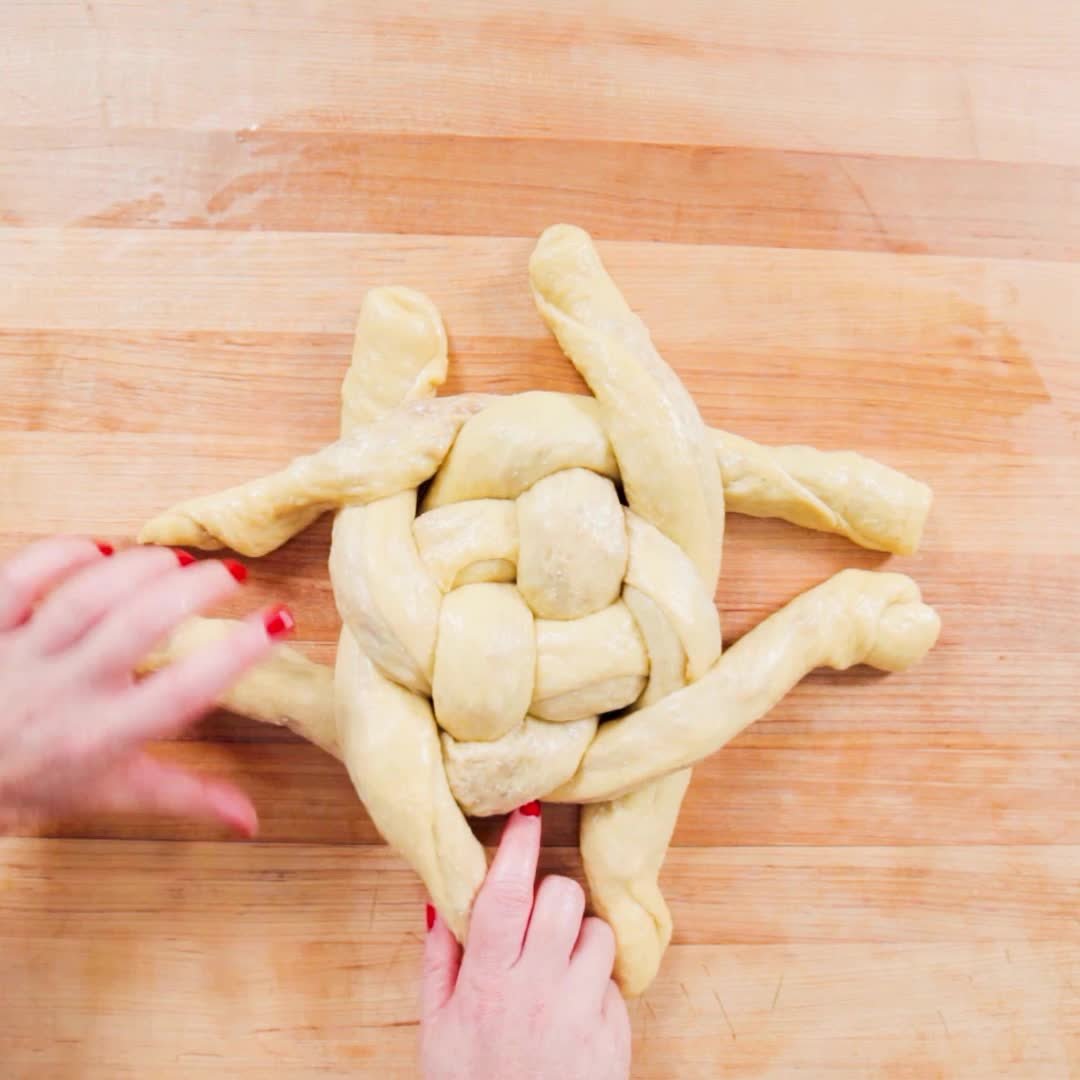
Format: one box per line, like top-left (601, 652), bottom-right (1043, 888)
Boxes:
top-left (174, 549), bottom-right (196, 567)
top-left (262, 603), bottom-right (295, 640)
top-left (95, 541), bottom-right (114, 557)
top-left (425, 903), bottom-right (436, 931)
top-left (519, 800), bottom-right (541, 818)
top-left (222, 558), bottom-right (248, 583)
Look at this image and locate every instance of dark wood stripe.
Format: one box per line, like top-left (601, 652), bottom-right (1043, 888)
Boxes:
top-left (4, 129), bottom-right (1077, 259)
top-left (32, 741), bottom-right (1080, 848)
top-left (0, 329), bottom-right (1064, 453)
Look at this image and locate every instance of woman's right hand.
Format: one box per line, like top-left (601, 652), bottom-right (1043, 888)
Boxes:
top-left (0, 536), bottom-right (291, 833)
top-left (420, 803), bottom-right (632, 1080)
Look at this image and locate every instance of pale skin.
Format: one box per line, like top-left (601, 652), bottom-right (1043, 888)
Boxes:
top-left (0, 536), bottom-right (632, 1080)
top-left (422, 805), bottom-right (631, 1080)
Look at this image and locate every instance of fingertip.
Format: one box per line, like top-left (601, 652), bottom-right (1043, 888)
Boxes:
top-left (422, 900), bottom-right (462, 1017)
top-left (122, 614), bottom-right (277, 747)
top-left (214, 788), bottom-right (259, 838)
top-left (570, 916), bottom-right (617, 988)
top-left (188, 778), bottom-right (259, 838)
top-left (236, 816), bottom-right (258, 839)
top-left (504, 801), bottom-right (542, 835)
top-left (498, 801), bottom-right (542, 856)
top-left (88, 756), bottom-right (258, 838)
top-left (238, 605), bottom-right (295, 649)
top-left (259, 603), bottom-right (295, 641)
top-left (497, 800), bottom-right (543, 852)
top-left (604, 979), bottom-right (628, 1016)
top-left (173, 548), bottom-right (197, 567)
top-left (221, 558), bottom-right (248, 584)
top-left (425, 904), bottom-right (459, 949)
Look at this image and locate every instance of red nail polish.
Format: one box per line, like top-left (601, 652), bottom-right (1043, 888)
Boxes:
top-left (425, 903), bottom-right (436, 931)
top-left (174, 549), bottom-right (196, 567)
top-left (95, 541), bottom-right (114, 557)
top-left (262, 604), bottom-right (295, 640)
top-left (222, 558), bottom-right (248, 583)
top-left (519, 800), bottom-right (541, 818)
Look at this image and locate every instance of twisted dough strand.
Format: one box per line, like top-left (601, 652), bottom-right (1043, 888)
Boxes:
top-left (581, 768), bottom-right (692, 997)
top-left (530, 225), bottom-right (726, 591)
top-left (713, 430), bottom-right (931, 556)
top-left (550, 569), bottom-right (941, 804)
top-left (329, 288), bottom-right (488, 942)
top-left (141, 393), bottom-right (931, 560)
top-left (138, 394), bottom-right (491, 557)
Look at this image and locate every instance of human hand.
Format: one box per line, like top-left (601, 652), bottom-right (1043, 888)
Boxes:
top-left (0, 536), bottom-right (293, 834)
top-left (420, 803), bottom-right (631, 1080)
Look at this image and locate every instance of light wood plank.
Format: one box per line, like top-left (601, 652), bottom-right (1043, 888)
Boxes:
top-left (635, 942), bottom-right (1080, 1079)
top-left (2, 839), bottom-right (1077, 945)
top-left (8, 0), bottom-right (1080, 69)
top-left (3, 232), bottom-right (1077, 352)
top-left (4, 942), bottom-right (1077, 1078)
top-left (1, 840), bottom-right (1077, 1077)
top-left (4, 2), bottom-right (1080, 163)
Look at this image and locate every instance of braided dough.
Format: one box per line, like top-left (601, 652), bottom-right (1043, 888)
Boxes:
top-left (139, 226), bottom-right (939, 995)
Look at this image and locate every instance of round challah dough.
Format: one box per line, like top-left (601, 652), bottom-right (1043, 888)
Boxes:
top-left (139, 226), bottom-right (939, 991)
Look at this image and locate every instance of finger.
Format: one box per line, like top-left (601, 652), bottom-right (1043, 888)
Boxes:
top-left (107, 608), bottom-right (286, 750)
top-left (28, 545), bottom-right (186, 655)
top-left (521, 874), bottom-right (586, 970)
top-left (603, 979), bottom-right (628, 1019)
top-left (603, 980), bottom-right (632, 1050)
top-left (72, 559), bottom-right (245, 678)
top-left (0, 536), bottom-right (109, 631)
top-left (422, 903), bottom-right (462, 1020)
top-left (85, 751), bottom-right (258, 836)
top-left (461, 802), bottom-right (542, 975)
top-left (569, 916), bottom-right (617, 991)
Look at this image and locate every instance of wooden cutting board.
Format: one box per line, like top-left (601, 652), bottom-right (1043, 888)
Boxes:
top-left (2, 2), bottom-right (1078, 1077)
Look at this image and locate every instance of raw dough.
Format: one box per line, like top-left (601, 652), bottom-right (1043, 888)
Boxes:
top-left (139, 226), bottom-right (940, 992)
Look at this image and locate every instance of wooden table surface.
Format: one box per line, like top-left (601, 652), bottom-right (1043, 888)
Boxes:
top-left (2, 2), bottom-right (1079, 1077)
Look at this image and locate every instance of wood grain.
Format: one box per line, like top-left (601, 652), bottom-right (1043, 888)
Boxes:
top-left (5, 130), bottom-right (1078, 260)
top-left (1, 0), bottom-right (1078, 1076)
top-left (5, 2), bottom-right (1080, 163)
top-left (1, 840), bottom-right (1077, 1078)
top-left (33, 740), bottom-right (1080, 848)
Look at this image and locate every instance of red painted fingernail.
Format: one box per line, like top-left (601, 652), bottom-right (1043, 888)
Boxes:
top-left (425, 903), bottom-right (436, 931)
top-left (222, 558), bottom-right (247, 583)
top-left (262, 604), bottom-right (295, 640)
top-left (519, 800), bottom-right (541, 818)
top-left (174, 549), bottom-right (196, 567)
top-left (95, 541), bottom-right (114, 557)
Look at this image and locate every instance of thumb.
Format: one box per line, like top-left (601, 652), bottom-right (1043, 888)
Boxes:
top-left (422, 903), bottom-right (462, 1020)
